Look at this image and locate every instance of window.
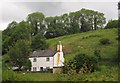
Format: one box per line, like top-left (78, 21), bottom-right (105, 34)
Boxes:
top-left (40, 67), bottom-right (43, 71)
top-left (46, 67), bottom-right (50, 70)
top-left (33, 67), bottom-right (36, 71)
top-left (33, 58), bottom-right (37, 62)
top-left (46, 57), bottom-right (50, 61)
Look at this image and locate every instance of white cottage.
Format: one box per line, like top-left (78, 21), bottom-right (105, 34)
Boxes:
top-left (29, 42), bottom-right (64, 73)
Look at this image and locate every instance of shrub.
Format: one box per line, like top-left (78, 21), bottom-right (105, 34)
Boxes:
top-left (63, 54), bottom-right (98, 74)
top-left (22, 59), bottom-right (32, 71)
top-left (100, 38), bottom-right (110, 45)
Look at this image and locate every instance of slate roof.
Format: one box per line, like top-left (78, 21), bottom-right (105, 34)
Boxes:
top-left (29, 50), bottom-right (57, 57)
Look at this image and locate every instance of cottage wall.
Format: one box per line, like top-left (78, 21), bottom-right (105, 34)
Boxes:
top-left (29, 57), bottom-right (53, 71)
top-left (53, 52), bottom-right (64, 67)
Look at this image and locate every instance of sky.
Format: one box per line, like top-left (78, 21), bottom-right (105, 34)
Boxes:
top-left (0, 0), bottom-right (119, 30)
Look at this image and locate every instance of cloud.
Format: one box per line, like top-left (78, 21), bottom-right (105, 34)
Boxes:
top-left (2, 2), bottom-right (31, 22)
top-left (60, 2), bottom-right (118, 20)
top-left (17, 2), bottom-right (64, 16)
top-left (0, 1), bottom-right (119, 30)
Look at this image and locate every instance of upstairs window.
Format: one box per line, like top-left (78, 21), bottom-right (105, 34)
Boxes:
top-left (46, 57), bottom-right (50, 62)
top-left (33, 58), bottom-right (37, 62)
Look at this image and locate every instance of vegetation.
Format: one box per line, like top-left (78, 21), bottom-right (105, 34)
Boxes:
top-left (44, 8), bottom-right (106, 38)
top-left (2, 28), bottom-right (118, 81)
top-left (27, 12), bottom-right (45, 35)
top-left (8, 40), bottom-right (31, 71)
top-left (99, 38), bottom-right (111, 45)
top-left (2, 21), bottom-right (31, 54)
top-left (31, 32), bottom-right (48, 51)
top-left (63, 54), bottom-right (98, 74)
top-left (105, 20), bottom-right (118, 29)
top-left (1, 5), bottom-right (119, 81)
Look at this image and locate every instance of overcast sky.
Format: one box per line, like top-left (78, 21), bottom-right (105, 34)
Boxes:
top-left (0, 0), bottom-right (119, 30)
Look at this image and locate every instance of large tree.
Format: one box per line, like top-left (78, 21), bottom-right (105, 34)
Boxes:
top-left (2, 21), bottom-right (18, 54)
top-left (2, 21), bottom-right (18, 36)
top-left (11, 21), bottom-right (31, 42)
top-left (2, 21), bottom-right (31, 55)
top-left (8, 40), bottom-right (31, 71)
top-left (27, 12), bottom-right (45, 36)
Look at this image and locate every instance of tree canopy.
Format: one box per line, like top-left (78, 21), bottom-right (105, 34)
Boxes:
top-left (105, 20), bottom-right (118, 29)
top-left (27, 12), bottom-right (45, 36)
top-left (8, 40), bottom-right (31, 70)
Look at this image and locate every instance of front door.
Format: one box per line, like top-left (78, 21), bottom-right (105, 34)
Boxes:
top-left (40, 67), bottom-right (43, 71)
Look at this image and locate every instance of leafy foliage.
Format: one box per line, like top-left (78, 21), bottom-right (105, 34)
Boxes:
top-left (31, 33), bottom-right (48, 51)
top-left (8, 40), bottom-right (31, 70)
top-left (44, 8), bottom-right (106, 38)
top-left (63, 54), bottom-right (98, 74)
top-left (2, 21), bottom-right (31, 55)
top-left (100, 38), bottom-right (110, 45)
top-left (22, 59), bottom-right (32, 71)
top-left (27, 12), bottom-right (45, 35)
top-left (105, 20), bottom-right (118, 29)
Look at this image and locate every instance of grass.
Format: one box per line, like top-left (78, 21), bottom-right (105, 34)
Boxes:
top-left (2, 28), bottom-right (118, 81)
top-left (47, 28), bottom-right (118, 62)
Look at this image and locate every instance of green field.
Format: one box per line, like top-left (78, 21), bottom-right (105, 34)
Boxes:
top-left (2, 28), bottom-right (118, 81)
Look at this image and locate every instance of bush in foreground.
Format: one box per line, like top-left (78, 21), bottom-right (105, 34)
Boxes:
top-left (63, 54), bottom-right (98, 74)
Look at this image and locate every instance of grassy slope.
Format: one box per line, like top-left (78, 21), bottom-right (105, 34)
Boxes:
top-left (47, 28), bottom-right (118, 62)
top-left (2, 28), bottom-right (118, 81)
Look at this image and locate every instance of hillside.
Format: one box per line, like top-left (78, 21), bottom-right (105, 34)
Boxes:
top-left (2, 28), bottom-right (118, 81)
top-left (47, 28), bottom-right (118, 62)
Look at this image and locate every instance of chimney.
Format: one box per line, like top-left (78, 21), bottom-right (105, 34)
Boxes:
top-left (57, 41), bottom-right (62, 52)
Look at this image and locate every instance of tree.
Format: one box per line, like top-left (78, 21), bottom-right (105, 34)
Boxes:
top-left (80, 16), bottom-right (91, 32)
top-left (31, 32), bottom-right (48, 51)
top-left (69, 22), bottom-right (80, 34)
top-left (105, 20), bottom-right (118, 29)
top-left (45, 16), bottom-right (66, 38)
top-left (8, 40), bottom-right (31, 71)
top-left (2, 21), bottom-right (18, 54)
top-left (2, 21), bottom-right (18, 36)
top-left (27, 12), bottom-right (45, 36)
top-left (11, 21), bottom-right (31, 42)
top-left (23, 59), bottom-right (32, 71)
top-left (2, 35), bottom-right (12, 55)
top-left (79, 8), bottom-right (106, 30)
top-left (2, 21), bottom-right (31, 55)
